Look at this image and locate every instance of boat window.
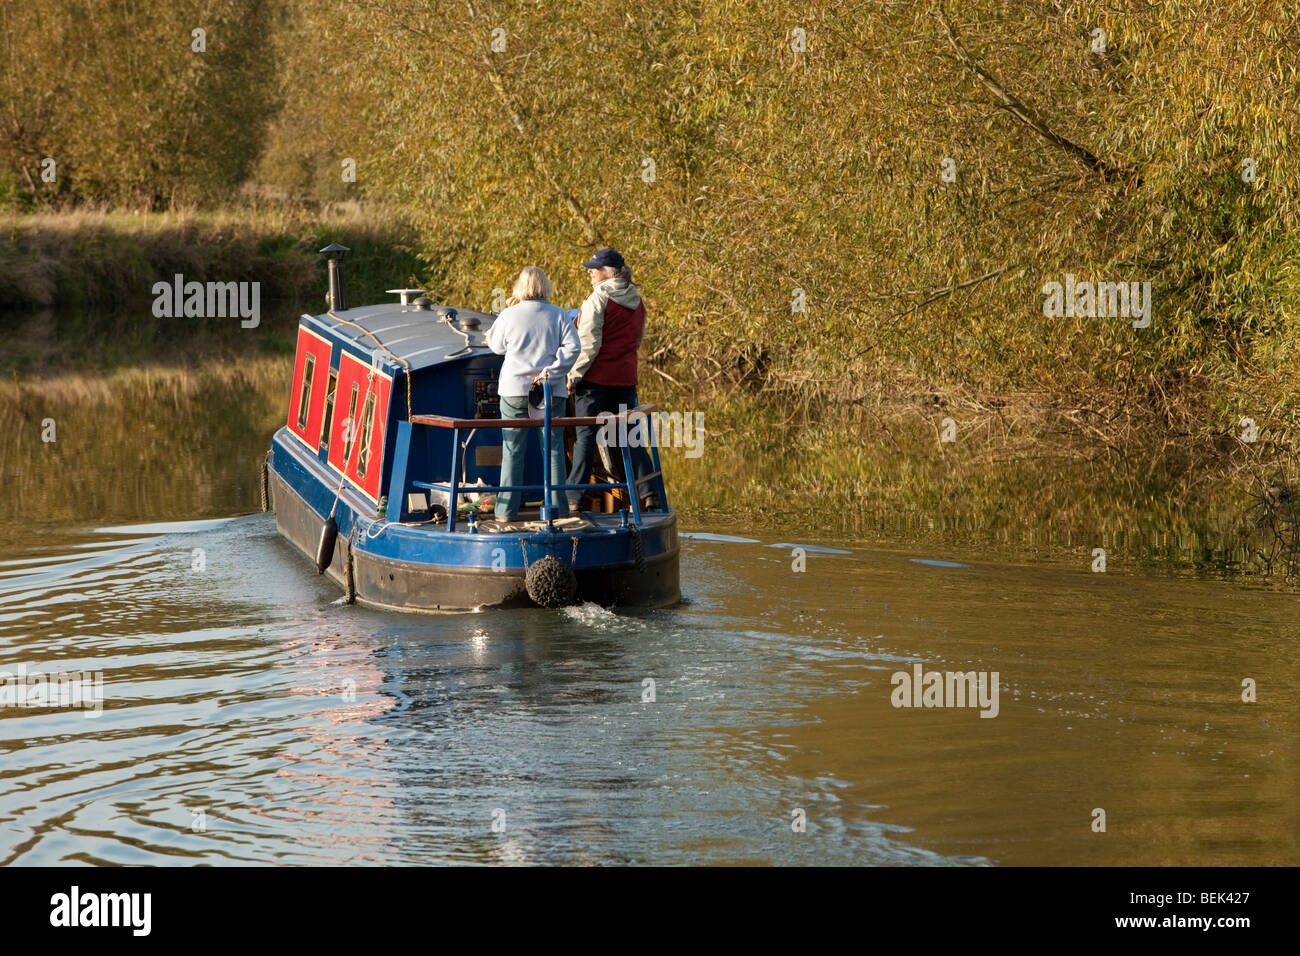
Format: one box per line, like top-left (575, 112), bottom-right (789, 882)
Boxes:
top-left (320, 369), bottom-right (338, 450)
top-left (356, 393), bottom-right (377, 479)
top-left (343, 382), bottom-right (359, 459)
top-left (296, 353), bottom-right (316, 431)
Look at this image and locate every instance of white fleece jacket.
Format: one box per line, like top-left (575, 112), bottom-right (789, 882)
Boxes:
top-left (486, 298), bottom-right (580, 398)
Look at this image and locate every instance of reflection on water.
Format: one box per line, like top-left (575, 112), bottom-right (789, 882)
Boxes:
top-left (0, 513), bottom-right (1294, 865)
top-left (0, 331), bottom-right (1285, 579)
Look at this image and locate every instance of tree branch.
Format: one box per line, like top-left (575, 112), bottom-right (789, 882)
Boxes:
top-left (932, 2), bottom-right (1127, 182)
top-left (851, 264), bottom-right (1018, 359)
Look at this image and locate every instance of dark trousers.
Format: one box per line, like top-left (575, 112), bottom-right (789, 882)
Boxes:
top-left (566, 382), bottom-right (655, 508)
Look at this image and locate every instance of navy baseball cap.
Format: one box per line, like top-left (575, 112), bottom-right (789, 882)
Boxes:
top-left (581, 248), bottom-right (625, 270)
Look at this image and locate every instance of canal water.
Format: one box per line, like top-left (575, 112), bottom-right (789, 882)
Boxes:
top-left (1, 507), bottom-right (1295, 865)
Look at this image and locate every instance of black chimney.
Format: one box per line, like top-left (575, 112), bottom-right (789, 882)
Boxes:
top-left (320, 243), bottom-right (350, 311)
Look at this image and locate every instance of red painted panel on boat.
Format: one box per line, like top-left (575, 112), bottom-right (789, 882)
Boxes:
top-left (328, 350), bottom-right (392, 503)
top-left (327, 357), bottom-right (364, 475)
top-left (349, 372), bottom-right (391, 501)
top-left (287, 326), bottom-right (334, 450)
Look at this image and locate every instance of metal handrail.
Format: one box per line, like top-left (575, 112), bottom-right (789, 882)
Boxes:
top-left (411, 380), bottom-right (665, 531)
top-left (410, 406), bottom-right (656, 430)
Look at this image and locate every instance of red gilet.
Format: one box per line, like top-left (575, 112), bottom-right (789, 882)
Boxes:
top-left (583, 298), bottom-right (645, 386)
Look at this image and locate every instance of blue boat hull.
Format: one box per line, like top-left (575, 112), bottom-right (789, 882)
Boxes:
top-left (268, 428), bottom-right (680, 611)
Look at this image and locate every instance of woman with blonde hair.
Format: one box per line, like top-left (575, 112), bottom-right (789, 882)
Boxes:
top-left (485, 266), bottom-right (579, 523)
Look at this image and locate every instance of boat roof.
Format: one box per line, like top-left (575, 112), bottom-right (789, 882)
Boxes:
top-left (305, 304), bottom-right (499, 372)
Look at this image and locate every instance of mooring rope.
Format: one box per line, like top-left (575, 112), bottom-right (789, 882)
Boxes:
top-left (629, 523), bottom-right (646, 573)
top-left (357, 512), bottom-right (434, 540)
top-left (344, 529), bottom-right (357, 604)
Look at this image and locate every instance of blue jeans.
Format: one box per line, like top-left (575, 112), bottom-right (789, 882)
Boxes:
top-left (496, 395), bottom-right (570, 521)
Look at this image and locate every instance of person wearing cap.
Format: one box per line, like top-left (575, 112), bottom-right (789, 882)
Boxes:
top-left (486, 266), bottom-right (579, 523)
top-left (565, 248), bottom-right (655, 511)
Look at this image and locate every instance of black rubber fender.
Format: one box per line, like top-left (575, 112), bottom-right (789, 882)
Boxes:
top-left (525, 554), bottom-right (577, 608)
top-left (316, 516), bottom-right (338, 575)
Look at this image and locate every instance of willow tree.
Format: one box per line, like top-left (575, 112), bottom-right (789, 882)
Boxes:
top-left (257, 0), bottom-right (1300, 414)
top-left (0, 0), bottom-right (278, 207)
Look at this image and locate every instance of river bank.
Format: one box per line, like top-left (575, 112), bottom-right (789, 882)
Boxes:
top-left (0, 205), bottom-right (428, 313)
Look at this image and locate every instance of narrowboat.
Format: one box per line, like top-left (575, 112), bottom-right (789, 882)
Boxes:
top-left (262, 245), bottom-right (680, 611)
